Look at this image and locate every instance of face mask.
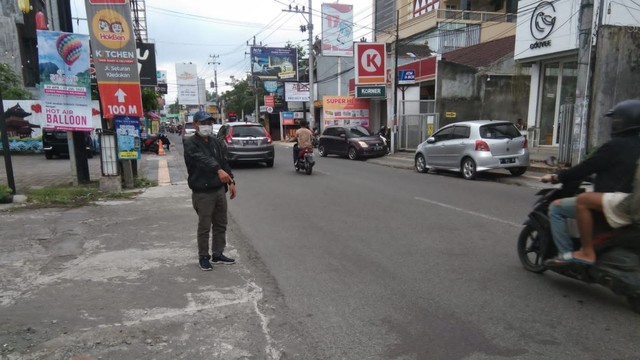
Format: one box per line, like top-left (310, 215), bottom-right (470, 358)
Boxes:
top-left (197, 125), bottom-right (212, 136)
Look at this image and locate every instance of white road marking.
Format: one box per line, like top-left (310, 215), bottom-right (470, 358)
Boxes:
top-left (414, 196), bottom-right (521, 227)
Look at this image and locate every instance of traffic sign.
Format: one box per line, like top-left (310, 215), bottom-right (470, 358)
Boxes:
top-left (354, 43), bottom-right (386, 85)
top-left (97, 82), bottom-right (143, 118)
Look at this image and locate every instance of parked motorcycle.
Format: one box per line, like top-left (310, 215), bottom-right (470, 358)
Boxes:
top-left (142, 133), bottom-right (171, 154)
top-left (377, 126), bottom-right (391, 154)
top-left (293, 144), bottom-right (315, 175)
top-left (517, 180), bottom-right (640, 313)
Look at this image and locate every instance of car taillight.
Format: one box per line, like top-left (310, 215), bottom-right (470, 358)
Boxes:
top-left (264, 128), bottom-right (272, 144)
top-left (475, 140), bottom-right (490, 151)
top-left (225, 128), bottom-right (233, 144)
top-left (523, 137), bottom-right (528, 148)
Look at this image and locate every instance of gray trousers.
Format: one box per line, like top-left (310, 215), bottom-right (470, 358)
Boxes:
top-left (192, 188), bottom-right (228, 259)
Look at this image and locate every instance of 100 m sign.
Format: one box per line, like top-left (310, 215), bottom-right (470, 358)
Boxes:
top-left (107, 104), bottom-right (138, 115)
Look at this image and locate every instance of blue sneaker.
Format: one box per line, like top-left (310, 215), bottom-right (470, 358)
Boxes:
top-left (199, 257), bottom-right (213, 271)
top-left (212, 253), bottom-right (235, 265)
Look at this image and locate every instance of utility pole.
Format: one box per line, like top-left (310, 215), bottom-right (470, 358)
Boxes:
top-left (391, 10), bottom-right (399, 154)
top-left (572, 0), bottom-right (595, 165)
top-left (283, 2), bottom-right (315, 129)
top-left (208, 54), bottom-right (220, 121)
top-left (249, 36), bottom-right (260, 123)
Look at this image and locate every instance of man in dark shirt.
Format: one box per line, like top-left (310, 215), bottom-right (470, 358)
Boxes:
top-left (543, 100), bottom-right (640, 266)
top-left (184, 111), bottom-right (237, 271)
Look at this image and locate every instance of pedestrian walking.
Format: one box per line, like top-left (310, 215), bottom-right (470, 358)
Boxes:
top-left (183, 111), bottom-right (237, 271)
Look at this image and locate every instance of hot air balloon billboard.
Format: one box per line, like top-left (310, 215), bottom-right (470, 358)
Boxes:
top-left (36, 30), bottom-right (94, 132)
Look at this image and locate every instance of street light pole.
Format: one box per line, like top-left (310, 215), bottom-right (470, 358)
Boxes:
top-left (308, 0), bottom-right (315, 129)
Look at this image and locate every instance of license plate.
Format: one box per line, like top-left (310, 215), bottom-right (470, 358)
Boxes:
top-left (500, 157), bottom-right (516, 164)
top-left (244, 140), bottom-right (257, 146)
top-left (374, 146), bottom-right (382, 151)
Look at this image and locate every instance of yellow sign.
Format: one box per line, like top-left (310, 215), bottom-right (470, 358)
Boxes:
top-left (427, 124), bottom-right (434, 135)
top-left (445, 112), bottom-right (457, 118)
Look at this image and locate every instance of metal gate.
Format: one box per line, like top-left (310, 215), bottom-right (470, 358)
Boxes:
top-left (398, 100), bottom-right (438, 151)
top-left (557, 104), bottom-right (574, 164)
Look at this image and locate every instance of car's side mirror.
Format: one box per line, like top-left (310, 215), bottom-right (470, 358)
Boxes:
top-left (426, 137), bottom-right (436, 144)
top-left (339, 133), bottom-right (346, 139)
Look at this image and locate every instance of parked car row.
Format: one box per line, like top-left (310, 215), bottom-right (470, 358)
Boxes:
top-left (178, 119), bottom-right (530, 181)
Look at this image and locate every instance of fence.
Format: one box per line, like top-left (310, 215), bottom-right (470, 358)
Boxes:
top-left (398, 100), bottom-right (438, 151)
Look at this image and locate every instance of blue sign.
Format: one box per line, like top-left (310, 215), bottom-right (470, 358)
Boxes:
top-left (398, 69), bottom-right (416, 84)
top-left (114, 116), bottom-right (141, 160)
top-left (263, 80), bottom-right (279, 93)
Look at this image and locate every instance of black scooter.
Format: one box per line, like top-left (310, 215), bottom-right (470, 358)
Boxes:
top-left (293, 143), bottom-right (315, 175)
top-left (517, 181), bottom-right (640, 313)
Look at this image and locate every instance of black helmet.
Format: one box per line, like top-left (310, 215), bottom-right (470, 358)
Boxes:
top-left (606, 99), bottom-right (640, 135)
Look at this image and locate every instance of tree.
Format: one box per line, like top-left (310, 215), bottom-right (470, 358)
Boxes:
top-left (223, 79), bottom-right (257, 118)
top-left (0, 63), bottom-right (33, 100)
top-left (141, 87), bottom-right (162, 112)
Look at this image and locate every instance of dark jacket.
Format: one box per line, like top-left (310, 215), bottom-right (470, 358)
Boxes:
top-left (557, 135), bottom-right (640, 193)
top-left (183, 134), bottom-right (233, 193)
top-left (615, 159), bottom-right (640, 225)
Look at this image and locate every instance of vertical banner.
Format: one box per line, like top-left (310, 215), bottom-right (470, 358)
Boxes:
top-left (175, 63), bottom-right (199, 105)
top-left (136, 42), bottom-right (157, 86)
top-left (85, 0), bottom-right (143, 118)
top-left (321, 3), bottom-right (353, 57)
top-left (37, 30), bottom-right (93, 131)
top-left (114, 115), bottom-right (141, 160)
top-left (354, 43), bottom-right (386, 85)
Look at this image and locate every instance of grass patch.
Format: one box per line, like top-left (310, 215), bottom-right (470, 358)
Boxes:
top-left (134, 176), bottom-right (157, 188)
top-left (25, 179), bottom-right (149, 208)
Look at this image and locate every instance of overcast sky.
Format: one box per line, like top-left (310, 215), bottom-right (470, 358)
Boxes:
top-left (69, 0), bottom-right (374, 104)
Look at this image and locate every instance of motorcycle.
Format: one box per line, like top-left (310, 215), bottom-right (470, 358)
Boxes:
top-left (517, 180), bottom-right (640, 313)
top-left (293, 144), bottom-right (315, 175)
top-left (377, 126), bottom-right (391, 154)
top-left (142, 133), bottom-right (171, 154)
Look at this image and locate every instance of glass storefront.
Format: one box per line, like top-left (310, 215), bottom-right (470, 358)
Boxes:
top-left (537, 60), bottom-right (578, 146)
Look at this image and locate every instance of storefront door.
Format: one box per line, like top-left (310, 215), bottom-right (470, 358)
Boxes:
top-left (537, 60), bottom-right (578, 146)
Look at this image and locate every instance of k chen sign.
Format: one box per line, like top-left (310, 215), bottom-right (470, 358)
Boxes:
top-left (514, 0), bottom-right (581, 61)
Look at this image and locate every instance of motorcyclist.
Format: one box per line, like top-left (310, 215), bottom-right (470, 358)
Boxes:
top-left (541, 99), bottom-right (640, 266)
top-left (287, 119), bottom-right (314, 165)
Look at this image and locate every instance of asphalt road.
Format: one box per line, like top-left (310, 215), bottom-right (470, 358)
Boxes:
top-left (1, 134), bottom-right (638, 359)
top-left (217, 141), bottom-right (640, 359)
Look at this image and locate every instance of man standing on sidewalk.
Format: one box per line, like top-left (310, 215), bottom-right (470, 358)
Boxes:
top-left (183, 111), bottom-right (237, 271)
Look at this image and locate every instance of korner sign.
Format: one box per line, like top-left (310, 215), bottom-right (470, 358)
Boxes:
top-left (515, 0), bottom-right (581, 61)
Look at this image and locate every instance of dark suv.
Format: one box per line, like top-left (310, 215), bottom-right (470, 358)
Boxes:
top-left (216, 122), bottom-right (274, 167)
top-left (43, 129), bottom-right (95, 159)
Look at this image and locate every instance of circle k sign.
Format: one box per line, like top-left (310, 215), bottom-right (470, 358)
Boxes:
top-left (354, 43), bottom-right (386, 85)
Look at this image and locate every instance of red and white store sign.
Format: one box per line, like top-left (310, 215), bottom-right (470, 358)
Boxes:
top-left (354, 43), bottom-right (386, 85)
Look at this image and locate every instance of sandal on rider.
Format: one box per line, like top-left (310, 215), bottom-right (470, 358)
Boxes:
top-left (544, 255), bottom-right (595, 267)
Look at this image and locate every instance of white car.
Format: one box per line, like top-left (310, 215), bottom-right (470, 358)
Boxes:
top-left (181, 122), bottom-right (196, 140)
top-left (414, 120), bottom-right (530, 180)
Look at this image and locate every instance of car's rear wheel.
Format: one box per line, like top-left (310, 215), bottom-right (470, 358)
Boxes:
top-left (461, 157), bottom-right (477, 180)
top-left (45, 151), bottom-right (53, 159)
top-left (415, 154), bottom-right (427, 173)
top-left (266, 159), bottom-right (274, 168)
top-left (348, 147), bottom-right (358, 160)
top-left (318, 145), bottom-right (328, 157)
top-left (509, 167), bottom-right (527, 177)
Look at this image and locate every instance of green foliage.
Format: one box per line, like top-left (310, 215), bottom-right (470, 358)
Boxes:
top-left (134, 176), bottom-right (157, 188)
top-left (141, 87), bottom-right (162, 112)
top-left (0, 184), bottom-right (12, 199)
top-left (0, 63), bottom-right (33, 100)
top-left (222, 79), bottom-right (261, 117)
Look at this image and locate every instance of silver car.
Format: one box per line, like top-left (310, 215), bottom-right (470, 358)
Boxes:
top-left (217, 122), bottom-right (275, 167)
top-left (414, 120), bottom-right (529, 180)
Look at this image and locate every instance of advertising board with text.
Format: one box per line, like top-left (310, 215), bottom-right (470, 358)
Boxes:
top-left (175, 63), bottom-right (199, 105)
top-left (250, 47), bottom-right (297, 81)
top-left (354, 43), bottom-right (386, 85)
top-left (114, 115), bottom-right (141, 160)
top-left (284, 82), bottom-right (310, 102)
top-left (321, 3), bottom-right (353, 57)
top-left (322, 96), bottom-right (370, 128)
top-left (85, 0), bottom-right (143, 118)
top-left (136, 42), bottom-right (157, 86)
top-left (37, 30), bottom-right (93, 131)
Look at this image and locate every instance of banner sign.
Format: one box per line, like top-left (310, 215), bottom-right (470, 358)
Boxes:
top-left (114, 115), bottom-right (141, 160)
top-left (322, 96), bottom-right (370, 127)
top-left (354, 43), bottom-right (386, 85)
top-left (250, 47), bottom-right (297, 81)
top-left (321, 3), bottom-right (353, 57)
top-left (176, 63), bottom-right (199, 105)
top-left (284, 82), bottom-right (310, 102)
top-left (136, 42), bottom-right (157, 86)
top-left (398, 69), bottom-right (416, 85)
top-left (37, 30), bottom-right (93, 131)
top-left (84, 0), bottom-right (143, 118)
top-left (156, 69), bottom-right (167, 94)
